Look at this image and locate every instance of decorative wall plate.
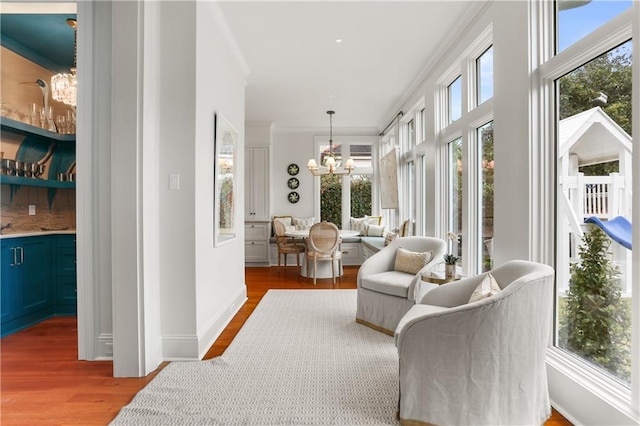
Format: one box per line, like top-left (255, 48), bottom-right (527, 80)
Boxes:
top-left (287, 163), bottom-right (300, 176)
top-left (287, 191), bottom-right (300, 203)
top-left (287, 177), bottom-right (300, 189)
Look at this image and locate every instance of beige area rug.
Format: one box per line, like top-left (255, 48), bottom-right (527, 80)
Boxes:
top-left (111, 289), bottom-right (400, 425)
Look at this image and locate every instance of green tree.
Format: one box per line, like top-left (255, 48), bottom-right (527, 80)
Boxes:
top-left (320, 174), bottom-right (342, 227)
top-left (350, 176), bottom-right (372, 218)
top-left (559, 43), bottom-right (632, 136)
top-left (558, 225), bottom-right (631, 382)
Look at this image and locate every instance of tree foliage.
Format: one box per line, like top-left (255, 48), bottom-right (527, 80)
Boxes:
top-left (558, 225), bottom-right (631, 382)
top-left (320, 175), bottom-right (372, 228)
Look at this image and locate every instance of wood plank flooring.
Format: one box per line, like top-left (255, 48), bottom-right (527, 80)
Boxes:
top-left (1, 265), bottom-right (572, 425)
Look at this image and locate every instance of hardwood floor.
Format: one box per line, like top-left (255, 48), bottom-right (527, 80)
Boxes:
top-left (1, 265), bottom-right (572, 425)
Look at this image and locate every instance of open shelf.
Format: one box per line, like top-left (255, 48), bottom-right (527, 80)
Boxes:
top-left (0, 117), bottom-right (75, 143)
top-left (0, 175), bottom-right (75, 189)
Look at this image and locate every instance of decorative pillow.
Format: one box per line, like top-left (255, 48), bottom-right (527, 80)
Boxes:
top-left (399, 219), bottom-right (413, 237)
top-left (468, 273), bottom-right (501, 303)
top-left (394, 248), bottom-right (433, 275)
top-left (367, 215), bottom-right (383, 226)
top-left (350, 217), bottom-right (369, 235)
top-left (293, 217), bottom-right (315, 230)
top-left (272, 215), bottom-right (293, 237)
top-left (284, 225), bottom-right (296, 233)
top-left (384, 232), bottom-right (398, 246)
top-left (365, 224), bottom-right (385, 237)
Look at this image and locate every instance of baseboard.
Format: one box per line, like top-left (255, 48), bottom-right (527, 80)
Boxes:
top-left (96, 332), bottom-right (113, 360)
top-left (162, 334), bottom-right (200, 361)
top-left (197, 286), bottom-right (247, 359)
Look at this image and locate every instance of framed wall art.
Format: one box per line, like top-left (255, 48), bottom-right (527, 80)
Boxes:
top-left (214, 112), bottom-right (238, 247)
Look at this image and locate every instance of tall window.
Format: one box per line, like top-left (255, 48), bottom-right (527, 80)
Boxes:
top-left (557, 0), bottom-right (632, 52)
top-left (448, 138), bottom-right (463, 259)
top-left (407, 161), bottom-right (415, 221)
top-left (448, 76), bottom-right (462, 123)
top-left (478, 121), bottom-right (494, 271)
top-left (477, 46), bottom-right (494, 105)
top-left (555, 41), bottom-right (633, 386)
top-left (317, 140), bottom-right (374, 229)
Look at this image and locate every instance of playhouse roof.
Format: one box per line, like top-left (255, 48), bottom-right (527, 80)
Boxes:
top-left (558, 107), bottom-right (632, 167)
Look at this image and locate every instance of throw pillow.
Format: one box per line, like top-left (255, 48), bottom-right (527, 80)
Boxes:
top-left (284, 225), bottom-right (296, 233)
top-left (384, 232), bottom-right (398, 246)
top-left (468, 273), bottom-right (501, 303)
top-left (399, 219), bottom-right (413, 237)
top-left (394, 248), bottom-right (433, 275)
top-left (293, 217), bottom-right (315, 230)
top-left (366, 224), bottom-right (385, 237)
top-left (366, 215), bottom-right (383, 226)
top-left (350, 217), bottom-right (369, 235)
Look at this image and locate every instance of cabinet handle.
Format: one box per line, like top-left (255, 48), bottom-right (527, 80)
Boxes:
top-left (18, 246), bottom-right (24, 265)
top-left (251, 242), bottom-right (255, 245)
top-left (251, 225), bottom-right (255, 228)
top-left (342, 251), bottom-right (349, 255)
top-left (10, 247), bottom-right (17, 266)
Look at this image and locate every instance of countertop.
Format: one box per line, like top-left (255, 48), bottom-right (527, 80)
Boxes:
top-left (0, 230), bottom-right (76, 239)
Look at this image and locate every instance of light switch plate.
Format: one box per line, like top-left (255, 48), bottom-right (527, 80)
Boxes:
top-left (29, 204), bottom-right (36, 215)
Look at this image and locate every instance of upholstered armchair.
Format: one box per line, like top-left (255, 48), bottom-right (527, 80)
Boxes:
top-left (356, 236), bottom-right (446, 335)
top-left (394, 260), bottom-right (555, 426)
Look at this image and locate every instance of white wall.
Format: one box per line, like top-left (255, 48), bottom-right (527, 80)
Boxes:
top-left (193, 1), bottom-right (248, 359)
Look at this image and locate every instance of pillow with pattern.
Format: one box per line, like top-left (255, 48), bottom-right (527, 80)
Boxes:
top-left (293, 217), bottom-right (315, 230)
top-left (468, 273), bottom-right (501, 303)
top-left (394, 248), bottom-right (433, 275)
top-left (350, 217), bottom-right (369, 235)
top-left (366, 215), bottom-right (383, 226)
top-left (384, 232), bottom-right (398, 246)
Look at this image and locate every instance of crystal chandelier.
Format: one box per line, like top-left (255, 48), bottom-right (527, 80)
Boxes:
top-left (307, 111), bottom-right (355, 176)
top-left (51, 18), bottom-right (77, 107)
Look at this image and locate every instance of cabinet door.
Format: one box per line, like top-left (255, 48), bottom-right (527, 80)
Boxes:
top-left (20, 237), bottom-right (53, 316)
top-left (251, 147), bottom-right (270, 220)
top-left (244, 148), bottom-right (255, 220)
top-left (1, 240), bottom-right (20, 323)
top-left (56, 235), bottom-right (77, 306)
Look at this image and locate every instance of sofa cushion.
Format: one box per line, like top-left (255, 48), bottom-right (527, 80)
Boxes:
top-left (384, 232), bottom-right (398, 246)
top-left (293, 217), bottom-right (315, 230)
top-left (361, 271), bottom-right (415, 298)
top-left (360, 236), bottom-right (386, 252)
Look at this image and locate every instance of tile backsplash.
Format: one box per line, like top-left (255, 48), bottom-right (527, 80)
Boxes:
top-left (1, 185), bottom-right (75, 234)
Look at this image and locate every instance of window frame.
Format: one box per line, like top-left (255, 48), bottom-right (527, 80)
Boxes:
top-left (535, 3), bottom-right (638, 417)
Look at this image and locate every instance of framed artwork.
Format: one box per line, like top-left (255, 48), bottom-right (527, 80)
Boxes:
top-left (214, 112), bottom-right (238, 247)
top-left (379, 148), bottom-right (399, 209)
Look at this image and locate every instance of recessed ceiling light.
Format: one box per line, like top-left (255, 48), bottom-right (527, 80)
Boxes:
top-left (335, 38), bottom-right (343, 44)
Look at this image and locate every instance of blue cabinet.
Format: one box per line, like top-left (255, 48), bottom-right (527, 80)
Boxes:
top-left (1, 234), bottom-right (76, 336)
top-left (54, 235), bottom-right (77, 313)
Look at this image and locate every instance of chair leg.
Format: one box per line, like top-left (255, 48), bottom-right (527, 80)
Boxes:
top-left (278, 252), bottom-right (281, 269)
top-left (332, 258), bottom-right (336, 284)
top-left (296, 251), bottom-right (300, 267)
top-left (284, 253), bottom-right (287, 268)
top-left (313, 257), bottom-right (317, 285)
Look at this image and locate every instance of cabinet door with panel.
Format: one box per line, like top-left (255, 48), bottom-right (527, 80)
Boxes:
top-left (19, 237), bottom-right (53, 316)
top-left (55, 235), bottom-right (77, 311)
top-left (245, 147), bottom-right (269, 221)
top-left (1, 239), bottom-right (20, 323)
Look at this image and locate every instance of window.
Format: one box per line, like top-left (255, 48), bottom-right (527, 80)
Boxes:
top-left (407, 119), bottom-right (416, 148)
top-left (557, 0), bottom-right (632, 52)
top-left (555, 41), bottom-right (633, 386)
top-left (448, 76), bottom-right (462, 123)
top-left (316, 139), bottom-right (375, 229)
top-left (407, 161), bottom-right (415, 221)
top-left (447, 138), bottom-right (463, 260)
top-left (420, 108), bottom-right (426, 143)
top-left (478, 121), bottom-right (494, 271)
top-left (477, 46), bottom-right (493, 105)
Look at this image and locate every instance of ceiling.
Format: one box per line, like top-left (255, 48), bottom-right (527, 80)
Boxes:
top-left (0, 2), bottom-right (486, 131)
top-left (218, 1), bottom-right (484, 130)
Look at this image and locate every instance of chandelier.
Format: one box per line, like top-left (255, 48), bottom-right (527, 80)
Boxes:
top-left (307, 111), bottom-right (355, 176)
top-left (51, 18), bottom-right (77, 107)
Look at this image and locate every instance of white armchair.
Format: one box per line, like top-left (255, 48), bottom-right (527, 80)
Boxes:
top-left (356, 236), bottom-right (446, 335)
top-left (395, 260), bottom-right (555, 426)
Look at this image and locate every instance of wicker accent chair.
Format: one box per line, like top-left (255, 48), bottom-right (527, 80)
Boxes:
top-left (306, 221), bottom-right (342, 284)
top-left (273, 219), bottom-right (306, 269)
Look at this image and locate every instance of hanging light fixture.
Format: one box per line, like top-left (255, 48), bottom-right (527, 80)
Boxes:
top-left (307, 111), bottom-right (355, 176)
top-left (51, 18), bottom-right (77, 108)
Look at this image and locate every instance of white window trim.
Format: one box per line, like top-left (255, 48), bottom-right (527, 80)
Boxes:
top-left (532, 3), bottom-right (639, 421)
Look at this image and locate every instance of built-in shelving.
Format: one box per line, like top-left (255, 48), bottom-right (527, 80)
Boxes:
top-left (0, 175), bottom-right (75, 189)
top-left (0, 117), bottom-right (75, 142)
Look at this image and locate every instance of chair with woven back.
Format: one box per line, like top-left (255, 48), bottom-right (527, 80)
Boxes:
top-left (306, 221), bottom-right (342, 285)
top-left (273, 219), bottom-right (306, 269)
